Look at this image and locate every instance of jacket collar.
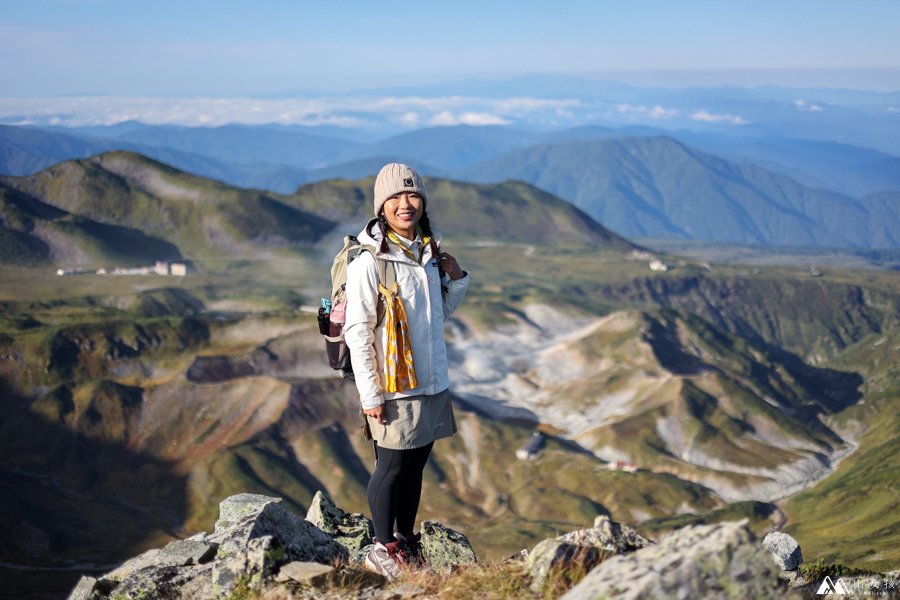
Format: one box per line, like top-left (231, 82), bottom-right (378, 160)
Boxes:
top-left (357, 218), bottom-right (440, 266)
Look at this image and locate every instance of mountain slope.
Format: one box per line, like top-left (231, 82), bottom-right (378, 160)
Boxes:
top-left (0, 152), bottom-right (334, 260)
top-left (0, 182), bottom-right (181, 267)
top-left (287, 177), bottom-right (636, 250)
top-left (459, 136), bottom-right (899, 249)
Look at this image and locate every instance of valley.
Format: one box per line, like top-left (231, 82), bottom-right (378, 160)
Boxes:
top-left (0, 154), bottom-right (897, 598)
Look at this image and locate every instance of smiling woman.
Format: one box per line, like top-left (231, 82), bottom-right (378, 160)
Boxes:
top-left (343, 163), bottom-right (469, 581)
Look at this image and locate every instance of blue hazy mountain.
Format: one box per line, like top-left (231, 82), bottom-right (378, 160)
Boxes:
top-left (110, 124), bottom-right (360, 168)
top-left (459, 136), bottom-right (899, 249)
top-left (3, 117), bottom-right (899, 247)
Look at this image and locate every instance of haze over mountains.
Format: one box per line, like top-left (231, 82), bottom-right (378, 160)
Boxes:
top-left (3, 76), bottom-right (899, 252)
top-left (2, 121), bottom-right (899, 251)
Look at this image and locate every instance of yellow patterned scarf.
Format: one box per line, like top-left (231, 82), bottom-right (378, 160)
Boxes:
top-left (379, 227), bottom-right (431, 393)
top-left (379, 281), bottom-right (418, 393)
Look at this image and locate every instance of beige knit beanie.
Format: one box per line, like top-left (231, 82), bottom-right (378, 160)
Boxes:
top-left (373, 163), bottom-right (427, 216)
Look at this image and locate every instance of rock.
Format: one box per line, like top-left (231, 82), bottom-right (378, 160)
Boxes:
top-left (214, 493), bottom-right (282, 533)
top-left (305, 490), bottom-right (375, 561)
top-left (526, 539), bottom-right (604, 593)
top-left (208, 494), bottom-right (347, 598)
top-left (213, 535), bottom-right (285, 598)
top-left (103, 548), bottom-right (163, 582)
top-left (419, 521), bottom-right (477, 573)
top-left (66, 576), bottom-right (98, 600)
top-left (561, 519), bottom-right (780, 600)
top-left (107, 564), bottom-right (208, 600)
top-left (101, 540), bottom-right (218, 584)
top-left (178, 563), bottom-right (215, 600)
top-left (762, 531), bottom-right (803, 570)
top-left (525, 514), bottom-right (651, 592)
top-left (215, 499), bottom-right (347, 565)
top-left (160, 539), bottom-right (218, 566)
top-left (557, 515), bottom-right (652, 554)
top-left (275, 561), bottom-right (335, 586)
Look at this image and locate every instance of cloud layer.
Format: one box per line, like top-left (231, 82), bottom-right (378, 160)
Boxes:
top-left (0, 94), bottom-right (755, 130)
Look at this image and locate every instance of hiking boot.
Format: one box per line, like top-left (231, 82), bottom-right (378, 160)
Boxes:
top-left (364, 539), bottom-right (404, 581)
top-left (394, 531), bottom-right (426, 569)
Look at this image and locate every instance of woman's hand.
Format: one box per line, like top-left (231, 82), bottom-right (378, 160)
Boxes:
top-left (439, 252), bottom-right (466, 281)
top-left (363, 404), bottom-right (386, 424)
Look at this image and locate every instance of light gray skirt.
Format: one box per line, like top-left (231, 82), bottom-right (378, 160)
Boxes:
top-left (367, 388), bottom-right (457, 450)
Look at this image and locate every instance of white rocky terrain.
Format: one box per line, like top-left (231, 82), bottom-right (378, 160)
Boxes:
top-left (448, 303), bottom-right (856, 504)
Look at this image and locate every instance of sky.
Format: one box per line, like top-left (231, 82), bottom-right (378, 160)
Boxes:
top-left (2, 0), bottom-right (900, 97)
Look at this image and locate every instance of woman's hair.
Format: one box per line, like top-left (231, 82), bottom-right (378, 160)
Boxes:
top-left (376, 208), bottom-right (439, 258)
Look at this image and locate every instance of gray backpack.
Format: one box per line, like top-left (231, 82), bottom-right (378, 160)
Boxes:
top-left (318, 234), bottom-right (396, 379)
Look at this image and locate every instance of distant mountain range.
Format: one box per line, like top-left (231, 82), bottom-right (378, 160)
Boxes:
top-left (0, 151), bottom-right (629, 267)
top-left (460, 136), bottom-right (900, 248)
top-left (1, 122), bottom-right (898, 249)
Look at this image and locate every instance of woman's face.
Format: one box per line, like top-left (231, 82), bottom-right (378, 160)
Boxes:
top-left (382, 192), bottom-right (424, 237)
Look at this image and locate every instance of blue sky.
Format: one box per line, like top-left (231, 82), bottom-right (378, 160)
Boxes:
top-left (2, 0), bottom-right (900, 96)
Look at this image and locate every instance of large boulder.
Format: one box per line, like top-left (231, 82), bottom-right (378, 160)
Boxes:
top-left (212, 535), bottom-right (284, 598)
top-left (214, 493), bottom-right (281, 533)
top-left (762, 531), bottom-right (803, 571)
top-left (210, 495), bottom-right (348, 597)
top-left (526, 540), bottom-right (604, 593)
top-left (212, 497), bottom-right (347, 564)
top-left (420, 521), bottom-right (477, 572)
top-left (305, 490), bottom-right (374, 562)
top-left (526, 514), bottom-right (651, 592)
top-left (558, 515), bottom-right (653, 554)
top-left (561, 519), bottom-right (781, 600)
top-left (111, 565), bottom-right (209, 600)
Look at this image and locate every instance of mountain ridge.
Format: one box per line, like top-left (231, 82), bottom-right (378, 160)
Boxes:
top-left (460, 135), bottom-right (899, 248)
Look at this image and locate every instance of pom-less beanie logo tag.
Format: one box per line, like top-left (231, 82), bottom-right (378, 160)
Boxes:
top-left (404, 178), bottom-right (414, 187)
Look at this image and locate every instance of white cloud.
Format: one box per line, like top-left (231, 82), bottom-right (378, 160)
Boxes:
top-left (0, 94), bottom-right (567, 128)
top-left (649, 105), bottom-right (679, 119)
top-left (615, 103), bottom-right (679, 119)
top-left (429, 111), bottom-right (509, 126)
top-left (395, 112), bottom-right (421, 126)
top-left (689, 110), bottom-right (749, 125)
top-left (887, 106), bottom-right (899, 113)
top-left (794, 99), bottom-right (823, 112)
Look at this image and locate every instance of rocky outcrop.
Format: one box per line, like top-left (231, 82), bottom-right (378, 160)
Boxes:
top-left (66, 492), bottom-right (346, 600)
top-left (763, 531), bottom-right (803, 571)
top-left (526, 514), bottom-right (653, 592)
top-left (419, 520), bottom-right (477, 572)
top-left (66, 492), bottom-right (476, 599)
top-left (68, 495), bottom-right (890, 600)
top-left (560, 519), bottom-right (780, 599)
top-left (305, 490), bottom-right (374, 563)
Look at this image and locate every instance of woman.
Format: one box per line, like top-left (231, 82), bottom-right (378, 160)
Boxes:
top-left (344, 163), bottom-right (469, 580)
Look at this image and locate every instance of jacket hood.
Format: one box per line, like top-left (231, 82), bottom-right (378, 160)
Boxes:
top-left (356, 218), bottom-right (442, 262)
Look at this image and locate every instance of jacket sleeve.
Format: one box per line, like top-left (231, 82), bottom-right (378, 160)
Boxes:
top-left (441, 271), bottom-right (470, 319)
top-left (344, 253), bottom-right (384, 409)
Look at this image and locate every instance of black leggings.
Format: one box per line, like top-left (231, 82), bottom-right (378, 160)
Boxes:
top-left (367, 442), bottom-right (434, 543)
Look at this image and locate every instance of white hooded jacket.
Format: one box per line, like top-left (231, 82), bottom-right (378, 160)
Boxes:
top-left (344, 220), bottom-right (469, 409)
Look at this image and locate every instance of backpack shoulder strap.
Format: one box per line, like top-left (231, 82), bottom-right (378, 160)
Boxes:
top-left (354, 244), bottom-right (395, 327)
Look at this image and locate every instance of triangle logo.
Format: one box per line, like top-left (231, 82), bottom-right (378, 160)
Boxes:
top-left (816, 575), bottom-right (852, 595)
